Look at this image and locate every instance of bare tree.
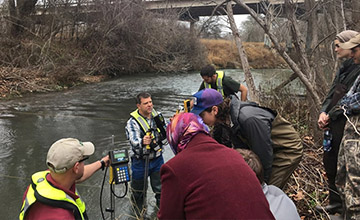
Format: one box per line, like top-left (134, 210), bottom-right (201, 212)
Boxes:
top-left (232, 0), bottom-right (323, 112)
top-left (226, 2), bottom-right (259, 102)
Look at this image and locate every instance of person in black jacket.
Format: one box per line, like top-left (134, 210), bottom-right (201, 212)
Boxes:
top-left (316, 30), bottom-right (360, 214)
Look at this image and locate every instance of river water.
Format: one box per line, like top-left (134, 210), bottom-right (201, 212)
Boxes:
top-left (0, 69), bottom-right (299, 219)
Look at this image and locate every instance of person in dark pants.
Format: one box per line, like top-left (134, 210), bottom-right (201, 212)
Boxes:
top-left (316, 30), bottom-right (360, 214)
top-left (125, 92), bottom-right (167, 218)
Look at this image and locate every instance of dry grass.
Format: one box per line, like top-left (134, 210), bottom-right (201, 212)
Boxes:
top-left (201, 39), bottom-right (287, 69)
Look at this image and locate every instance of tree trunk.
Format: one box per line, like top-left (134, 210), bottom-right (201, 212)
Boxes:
top-left (305, 0), bottom-right (318, 56)
top-left (232, 0), bottom-right (322, 110)
top-left (226, 2), bottom-right (259, 103)
top-left (340, 0), bottom-right (346, 30)
top-left (350, 0), bottom-right (360, 30)
top-left (8, 0), bottom-right (37, 36)
top-left (8, 0), bottom-right (18, 36)
top-left (274, 73), bottom-right (298, 93)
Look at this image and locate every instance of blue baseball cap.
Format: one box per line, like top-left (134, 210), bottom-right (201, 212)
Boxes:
top-left (191, 89), bottom-right (224, 115)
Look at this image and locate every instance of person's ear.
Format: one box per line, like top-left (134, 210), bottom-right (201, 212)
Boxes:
top-left (212, 106), bottom-right (218, 116)
top-left (72, 162), bottom-right (80, 174)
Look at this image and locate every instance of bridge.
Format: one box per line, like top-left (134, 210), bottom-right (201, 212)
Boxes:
top-left (32, 0), bottom-right (307, 24)
top-left (144, 0), bottom-right (307, 21)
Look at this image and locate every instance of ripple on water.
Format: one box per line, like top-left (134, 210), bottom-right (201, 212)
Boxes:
top-left (0, 124), bottom-right (15, 159)
top-left (0, 113), bottom-right (16, 118)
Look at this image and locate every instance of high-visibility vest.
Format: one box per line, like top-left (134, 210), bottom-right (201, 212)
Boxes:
top-left (203, 71), bottom-right (225, 97)
top-left (130, 108), bottom-right (159, 135)
top-left (19, 171), bottom-right (87, 220)
top-left (130, 109), bottom-right (162, 154)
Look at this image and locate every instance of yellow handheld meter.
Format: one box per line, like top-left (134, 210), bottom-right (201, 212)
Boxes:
top-left (109, 149), bottom-right (130, 184)
top-left (183, 99), bottom-right (191, 113)
top-left (176, 99), bottom-right (192, 114)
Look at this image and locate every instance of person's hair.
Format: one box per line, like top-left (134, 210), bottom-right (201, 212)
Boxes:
top-left (202, 97), bottom-right (231, 123)
top-left (136, 92), bottom-right (151, 104)
top-left (200, 64), bottom-right (216, 77)
top-left (236, 148), bottom-right (264, 184)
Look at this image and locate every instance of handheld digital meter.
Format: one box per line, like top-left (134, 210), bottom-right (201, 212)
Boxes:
top-left (109, 149), bottom-right (130, 184)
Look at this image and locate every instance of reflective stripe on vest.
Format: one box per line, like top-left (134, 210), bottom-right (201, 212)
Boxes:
top-left (19, 171), bottom-right (87, 220)
top-left (130, 109), bottom-right (159, 134)
top-left (203, 71), bottom-right (225, 97)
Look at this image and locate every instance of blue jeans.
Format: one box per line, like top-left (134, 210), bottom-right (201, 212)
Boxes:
top-left (130, 156), bottom-right (164, 215)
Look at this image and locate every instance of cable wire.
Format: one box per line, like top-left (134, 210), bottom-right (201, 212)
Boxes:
top-left (100, 166), bottom-right (108, 220)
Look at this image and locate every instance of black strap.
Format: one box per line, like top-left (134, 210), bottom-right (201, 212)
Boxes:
top-left (153, 113), bottom-right (167, 141)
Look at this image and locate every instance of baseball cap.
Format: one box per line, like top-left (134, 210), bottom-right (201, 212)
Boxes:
top-left (339, 34), bottom-right (360, 50)
top-left (191, 89), bottom-right (223, 115)
top-left (46, 138), bottom-right (95, 173)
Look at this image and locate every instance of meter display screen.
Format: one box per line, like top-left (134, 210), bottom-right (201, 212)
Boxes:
top-left (110, 149), bottom-right (129, 164)
top-left (114, 153), bottom-right (125, 159)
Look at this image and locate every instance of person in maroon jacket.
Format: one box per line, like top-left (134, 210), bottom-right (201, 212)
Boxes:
top-left (157, 113), bottom-right (274, 219)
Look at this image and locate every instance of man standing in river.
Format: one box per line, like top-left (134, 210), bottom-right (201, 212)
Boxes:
top-left (125, 92), bottom-right (167, 218)
top-left (198, 64), bottom-right (248, 100)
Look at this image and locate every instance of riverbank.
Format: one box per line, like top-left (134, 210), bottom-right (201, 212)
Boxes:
top-left (0, 66), bottom-right (110, 99)
top-left (0, 40), bottom-right (287, 99)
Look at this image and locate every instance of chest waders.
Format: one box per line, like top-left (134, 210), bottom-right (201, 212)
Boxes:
top-left (130, 108), bottom-right (162, 217)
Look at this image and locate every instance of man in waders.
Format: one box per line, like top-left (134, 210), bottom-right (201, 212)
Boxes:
top-left (125, 92), bottom-right (166, 218)
top-left (198, 64), bottom-right (248, 101)
top-left (19, 138), bottom-right (110, 220)
top-left (191, 89), bottom-right (303, 189)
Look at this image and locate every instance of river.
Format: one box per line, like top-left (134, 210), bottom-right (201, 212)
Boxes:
top-left (0, 69), bottom-right (300, 219)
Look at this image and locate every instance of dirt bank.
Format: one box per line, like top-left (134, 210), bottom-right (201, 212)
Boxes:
top-left (0, 67), bottom-right (110, 99)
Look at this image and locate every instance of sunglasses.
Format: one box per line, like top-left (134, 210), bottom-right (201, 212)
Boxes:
top-left (78, 156), bottom-right (89, 163)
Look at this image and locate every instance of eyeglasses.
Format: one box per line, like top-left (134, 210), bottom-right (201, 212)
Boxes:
top-left (78, 156), bottom-right (89, 163)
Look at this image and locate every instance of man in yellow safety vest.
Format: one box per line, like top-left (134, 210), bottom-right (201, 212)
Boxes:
top-left (19, 138), bottom-right (110, 220)
top-left (198, 64), bottom-right (248, 101)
